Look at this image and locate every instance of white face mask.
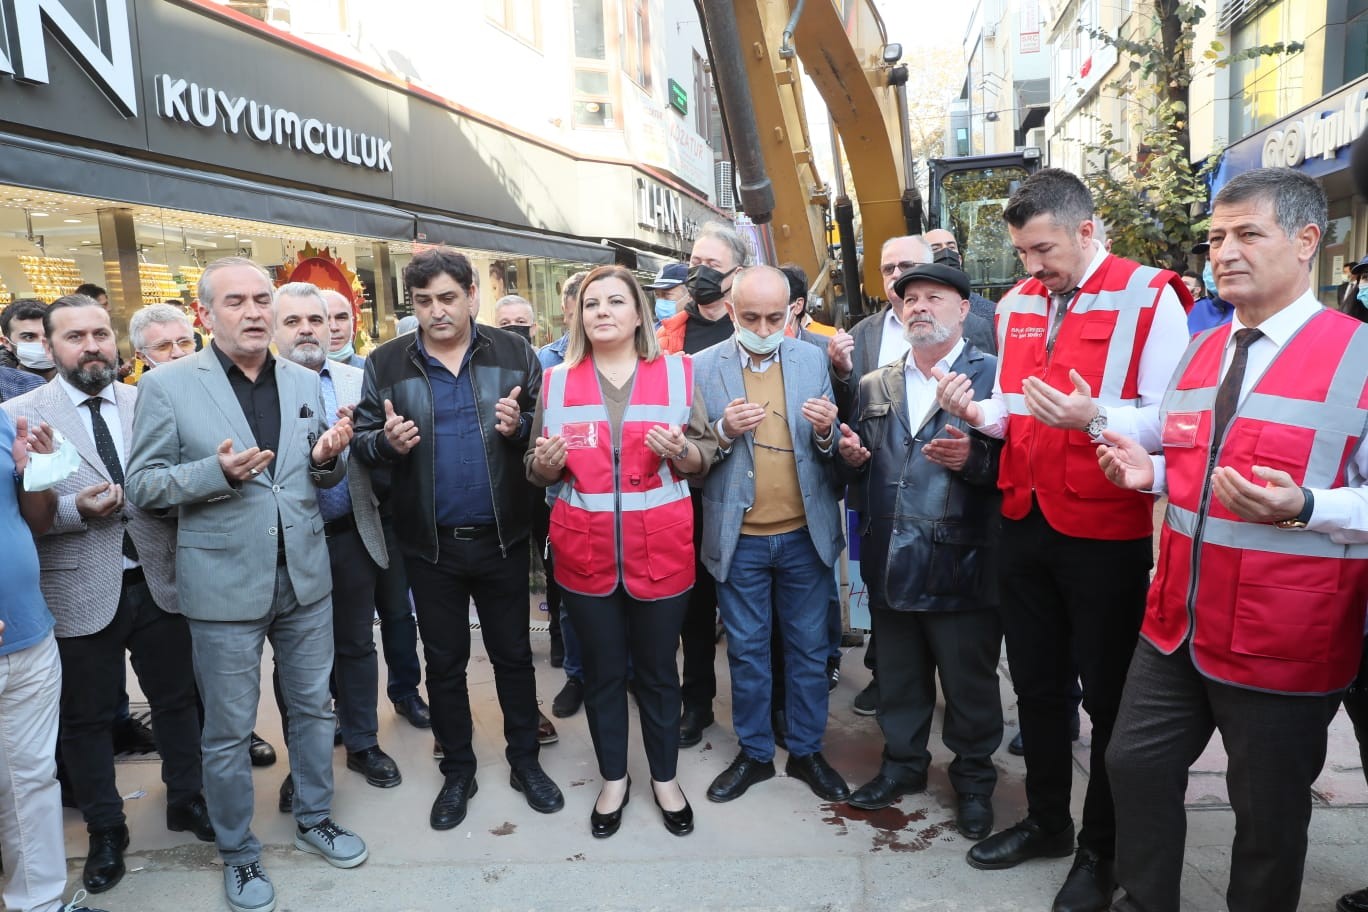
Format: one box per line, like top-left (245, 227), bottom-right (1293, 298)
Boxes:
top-left (735, 312), bottom-right (791, 356)
top-left (21, 428), bottom-right (81, 492)
top-left (15, 341), bottom-right (54, 370)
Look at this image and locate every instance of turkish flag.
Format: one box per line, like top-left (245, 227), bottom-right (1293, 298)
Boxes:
top-left (1081, 56), bottom-right (1092, 78)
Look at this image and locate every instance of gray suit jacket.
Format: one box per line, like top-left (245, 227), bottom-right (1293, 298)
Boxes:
top-left (3, 380), bottom-right (178, 636)
top-left (693, 336), bottom-right (845, 582)
top-left (126, 348), bottom-right (346, 621)
top-left (324, 360), bottom-right (387, 568)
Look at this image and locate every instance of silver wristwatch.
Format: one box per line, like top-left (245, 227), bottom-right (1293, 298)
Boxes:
top-left (1084, 407), bottom-right (1108, 438)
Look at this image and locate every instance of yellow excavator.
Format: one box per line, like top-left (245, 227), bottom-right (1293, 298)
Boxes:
top-left (695, 0), bottom-right (919, 324)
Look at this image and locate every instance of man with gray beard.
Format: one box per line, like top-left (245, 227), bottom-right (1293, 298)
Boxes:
top-left (271, 284), bottom-right (401, 797)
top-left (835, 264), bottom-right (1005, 840)
top-left (2, 294), bottom-right (209, 895)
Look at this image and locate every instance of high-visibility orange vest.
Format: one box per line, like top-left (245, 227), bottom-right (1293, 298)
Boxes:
top-left (1146, 310), bottom-right (1368, 694)
top-left (543, 354), bottom-right (695, 599)
top-left (995, 254), bottom-right (1187, 539)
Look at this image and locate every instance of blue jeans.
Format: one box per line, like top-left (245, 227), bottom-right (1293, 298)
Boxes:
top-left (376, 517), bottom-right (422, 703)
top-left (716, 529), bottom-right (831, 761)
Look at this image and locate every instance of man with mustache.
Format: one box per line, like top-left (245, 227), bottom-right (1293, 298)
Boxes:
top-left (836, 262), bottom-right (1004, 840)
top-left (351, 248), bottom-right (562, 832)
top-left (2, 294), bottom-right (210, 895)
top-left (936, 168), bottom-right (1190, 912)
top-left (271, 283), bottom-right (401, 802)
top-left (322, 290), bottom-right (367, 369)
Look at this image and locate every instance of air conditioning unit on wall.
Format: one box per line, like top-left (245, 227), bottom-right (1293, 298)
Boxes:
top-left (715, 161), bottom-right (736, 210)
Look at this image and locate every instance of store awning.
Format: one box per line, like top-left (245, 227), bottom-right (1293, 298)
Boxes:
top-left (414, 213), bottom-right (613, 264)
top-left (0, 131), bottom-right (416, 242)
top-left (604, 240), bottom-right (678, 275)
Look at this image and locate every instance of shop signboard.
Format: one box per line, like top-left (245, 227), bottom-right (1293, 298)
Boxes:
top-left (0, 0), bottom-right (138, 116)
top-left (1213, 75), bottom-right (1368, 193)
top-left (636, 177), bottom-right (700, 242)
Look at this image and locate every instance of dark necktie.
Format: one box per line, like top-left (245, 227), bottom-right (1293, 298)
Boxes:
top-left (84, 397), bottom-right (139, 562)
top-left (1046, 289), bottom-right (1077, 352)
top-left (1212, 328), bottom-right (1263, 443)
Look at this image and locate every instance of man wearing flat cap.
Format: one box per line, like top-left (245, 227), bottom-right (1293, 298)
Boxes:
top-left (836, 262), bottom-right (1005, 841)
top-left (644, 263), bottom-right (692, 326)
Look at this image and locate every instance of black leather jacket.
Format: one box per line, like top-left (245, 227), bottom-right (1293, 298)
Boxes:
top-left (352, 323), bottom-right (541, 562)
top-left (847, 344), bottom-right (1002, 611)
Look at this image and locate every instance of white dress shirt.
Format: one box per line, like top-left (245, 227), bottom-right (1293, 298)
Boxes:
top-left (972, 243), bottom-right (1189, 451)
top-left (1148, 290), bottom-right (1368, 543)
top-left (905, 338), bottom-right (965, 431)
top-left (59, 376), bottom-right (137, 568)
top-left (876, 306), bottom-right (911, 370)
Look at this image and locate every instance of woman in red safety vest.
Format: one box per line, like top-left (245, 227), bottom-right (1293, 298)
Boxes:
top-left (525, 265), bottom-right (717, 839)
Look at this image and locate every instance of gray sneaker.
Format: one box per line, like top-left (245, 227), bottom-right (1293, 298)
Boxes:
top-left (223, 861), bottom-right (275, 912)
top-left (294, 818), bottom-right (368, 868)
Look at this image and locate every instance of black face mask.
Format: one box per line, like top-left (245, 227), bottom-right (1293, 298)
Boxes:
top-left (687, 265), bottom-right (736, 308)
top-left (503, 324), bottom-right (532, 341)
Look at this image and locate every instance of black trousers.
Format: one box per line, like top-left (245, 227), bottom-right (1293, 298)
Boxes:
top-left (680, 488), bottom-right (717, 712)
top-left (873, 605), bottom-right (1003, 796)
top-left (564, 586), bottom-right (690, 781)
top-left (1341, 637), bottom-right (1368, 772)
top-left (57, 570), bottom-right (202, 832)
top-left (1108, 640), bottom-right (1341, 912)
top-left (374, 514), bottom-right (421, 704)
top-left (530, 494), bottom-right (564, 646)
top-left (998, 503), bottom-right (1151, 855)
top-left (405, 533), bottom-right (539, 781)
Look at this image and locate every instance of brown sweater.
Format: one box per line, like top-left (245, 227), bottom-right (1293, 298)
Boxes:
top-left (740, 363), bottom-right (806, 536)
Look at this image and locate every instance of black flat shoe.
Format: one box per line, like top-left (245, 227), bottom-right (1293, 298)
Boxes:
top-left (590, 778), bottom-right (631, 839)
top-left (653, 785), bottom-right (694, 836)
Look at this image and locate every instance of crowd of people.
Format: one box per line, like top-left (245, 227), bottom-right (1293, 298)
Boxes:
top-left (1, 159), bottom-right (1368, 912)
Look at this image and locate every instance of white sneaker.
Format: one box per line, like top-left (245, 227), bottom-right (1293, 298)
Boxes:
top-left (223, 861), bottom-right (275, 912)
top-left (295, 817), bottom-right (368, 868)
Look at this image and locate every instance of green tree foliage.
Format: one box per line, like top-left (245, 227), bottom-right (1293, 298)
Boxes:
top-left (1078, 1), bottom-right (1300, 271)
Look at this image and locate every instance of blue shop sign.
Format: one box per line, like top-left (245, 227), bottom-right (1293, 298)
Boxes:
top-left (1214, 75), bottom-right (1368, 193)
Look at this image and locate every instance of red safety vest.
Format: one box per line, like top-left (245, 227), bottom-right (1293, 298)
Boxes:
top-left (543, 353), bottom-right (695, 599)
top-left (996, 254), bottom-right (1188, 539)
top-left (1146, 309), bottom-right (1368, 694)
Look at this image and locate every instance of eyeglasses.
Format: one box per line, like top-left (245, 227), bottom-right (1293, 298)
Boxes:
top-left (879, 260), bottom-right (920, 277)
top-left (145, 338), bottom-right (197, 355)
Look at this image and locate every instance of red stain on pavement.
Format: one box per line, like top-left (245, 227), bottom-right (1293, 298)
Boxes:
top-left (820, 803), bottom-right (955, 852)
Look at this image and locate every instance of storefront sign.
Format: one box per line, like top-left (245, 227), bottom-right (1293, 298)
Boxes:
top-left (636, 177), bottom-right (700, 241)
top-left (155, 74), bottom-right (394, 173)
top-left (1261, 88), bottom-right (1368, 169)
top-left (0, 0), bottom-right (138, 116)
top-left (668, 79), bottom-right (688, 116)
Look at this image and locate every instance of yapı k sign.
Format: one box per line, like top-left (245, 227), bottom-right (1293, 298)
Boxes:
top-left (1, 0), bottom-right (394, 173)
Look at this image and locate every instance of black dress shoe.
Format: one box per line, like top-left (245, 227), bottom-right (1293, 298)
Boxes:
top-left (966, 817), bottom-right (1076, 870)
top-left (1339, 887), bottom-right (1368, 912)
top-left (537, 712), bottom-right (559, 746)
top-left (772, 710), bottom-right (788, 751)
top-left (550, 633), bottom-right (565, 669)
top-left (852, 680), bottom-right (878, 716)
top-left (552, 678), bottom-right (584, 718)
top-left (653, 786), bottom-right (694, 836)
top-left (166, 795), bottom-right (216, 841)
top-left (785, 752), bottom-right (850, 801)
top-left (591, 778), bottom-right (630, 838)
top-left (956, 793), bottom-right (994, 841)
top-left (847, 772), bottom-right (927, 810)
top-left (706, 752), bottom-right (776, 802)
top-left (430, 776), bottom-right (478, 830)
top-left (248, 732), bottom-right (277, 767)
top-left (510, 765), bottom-right (565, 813)
top-left (346, 746), bottom-right (402, 788)
top-left (394, 695), bottom-right (432, 729)
top-left (679, 707), bottom-right (714, 748)
top-left (82, 825), bottom-right (129, 893)
top-left (333, 719), bottom-right (343, 746)
top-left (1052, 847), bottom-right (1115, 912)
top-left (113, 717), bottom-right (157, 755)
top-left (1007, 730), bottom-right (1026, 756)
top-left (278, 773), bottom-right (294, 814)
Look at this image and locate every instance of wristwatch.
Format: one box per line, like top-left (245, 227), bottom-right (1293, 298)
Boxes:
top-left (1274, 487), bottom-right (1314, 529)
top-left (1084, 406), bottom-right (1108, 438)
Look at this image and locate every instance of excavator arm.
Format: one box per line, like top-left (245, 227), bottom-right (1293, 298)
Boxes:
top-left (697, 0), bottom-right (916, 321)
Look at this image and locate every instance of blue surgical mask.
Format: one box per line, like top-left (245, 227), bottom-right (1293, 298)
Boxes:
top-left (654, 298), bottom-right (677, 321)
top-left (1357, 285), bottom-right (1368, 306)
top-left (1202, 262), bottom-right (1215, 295)
top-left (735, 313), bottom-right (790, 356)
